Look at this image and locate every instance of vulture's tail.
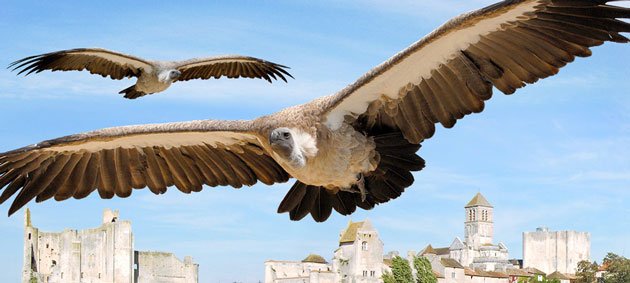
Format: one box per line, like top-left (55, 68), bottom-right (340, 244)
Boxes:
top-left (119, 85), bottom-right (147, 99)
top-left (277, 131), bottom-right (425, 222)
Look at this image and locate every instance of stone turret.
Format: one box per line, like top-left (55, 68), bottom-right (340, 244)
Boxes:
top-left (464, 193), bottom-right (494, 248)
top-left (333, 219), bottom-right (383, 282)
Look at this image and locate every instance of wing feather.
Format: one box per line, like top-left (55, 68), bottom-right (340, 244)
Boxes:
top-left (319, 0), bottom-right (629, 145)
top-left (9, 48), bottom-right (152, 80)
top-left (0, 119), bottom-right (289, 215)
top-left (174, 55), bottom-right (293, 83)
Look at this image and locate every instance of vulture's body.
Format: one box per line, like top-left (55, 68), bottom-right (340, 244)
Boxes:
top-left (9, 49), bottom-right (293, 99)
top-left (1, 0), bottom-right (629, 222)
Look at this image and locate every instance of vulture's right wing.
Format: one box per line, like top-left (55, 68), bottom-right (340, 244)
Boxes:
top-left (0, 120), bottom-right (289, 216)
top-left (9, 48), bottom-right (153, 80)
top-left (174, 55), bottom-right (293, 83)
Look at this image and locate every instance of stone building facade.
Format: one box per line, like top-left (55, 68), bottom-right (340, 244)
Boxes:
top-left (265, 219), bottom-right (384, 283)
top-left (264, 192), bottom-right (590, 283)
top-left (421, 193), bottom-right (513, 272)
top-left (264, 256), bottom-right (334, 283)
top-left (522, 227), bottom-right (590, 274)
top-left (22, 208), bottom-right (198, 283)
top-left (332, 220), bottom-right (384, 283)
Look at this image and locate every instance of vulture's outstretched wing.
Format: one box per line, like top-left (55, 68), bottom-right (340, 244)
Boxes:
top-left (9, 48), bottom-right (152, 80)
top-left (0, 120), bottom-right (289, 216)
top-left (322, 0), bottom-right (630, 145)
top-left (292, 0), bottom-right (630, 221)
top-left (173, 56), bottom-right (293, 83)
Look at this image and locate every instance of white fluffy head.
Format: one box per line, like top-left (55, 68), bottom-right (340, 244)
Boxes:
top-left (269, 127), bottom-right (318, 169)
top-left (158, 69), bottom-right (181, 82)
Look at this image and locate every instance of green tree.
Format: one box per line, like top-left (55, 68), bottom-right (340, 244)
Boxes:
top-left (382, 271), bottom-right (396, 283)
top-left (412, 256), bottom-right (437, 283)
top-left (575, 260), bottom-right (598, 283)
top-left (603, 253), bottom-right (630, 283)
top-left (391, 256), bottom-right (413, 283)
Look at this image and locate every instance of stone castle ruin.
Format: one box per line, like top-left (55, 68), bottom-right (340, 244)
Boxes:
top-left (22, 208), bottom-right (198, 283)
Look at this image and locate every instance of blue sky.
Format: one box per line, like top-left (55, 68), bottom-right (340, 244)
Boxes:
top-left (0, 1), bottom-right (629, 282)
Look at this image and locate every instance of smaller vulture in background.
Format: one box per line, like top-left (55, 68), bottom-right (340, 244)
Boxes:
top-left (0, 0), bottom-right (629, 222)
top-left (8, 48), bottom-right (293, 99)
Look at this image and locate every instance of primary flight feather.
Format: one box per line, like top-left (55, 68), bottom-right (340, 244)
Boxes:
top-left (1, 0), bottom-right (628, 222)
top-left (8, 48), bottom-right (293, 99)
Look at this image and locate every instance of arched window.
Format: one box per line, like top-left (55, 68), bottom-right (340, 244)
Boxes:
top-left (472, 210), bottom-right (476, 221)
top-left (362, 241), bottom-right (368, 251)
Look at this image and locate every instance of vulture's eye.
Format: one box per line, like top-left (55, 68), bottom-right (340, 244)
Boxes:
top-left (283, 132), bottom-right (290, 139)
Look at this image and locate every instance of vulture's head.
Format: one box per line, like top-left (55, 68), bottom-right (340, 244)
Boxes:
top-left (158, 70), bottom-right (182, 82)
top-left (168, 70), bottom-right (182, 80)
top-left (270, 127), bottom-right (310, 168)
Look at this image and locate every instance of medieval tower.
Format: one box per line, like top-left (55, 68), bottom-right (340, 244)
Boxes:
top-left (464, 192), bottom-right (494, 248)
top-left (22, 208), bottom-right (198, 283)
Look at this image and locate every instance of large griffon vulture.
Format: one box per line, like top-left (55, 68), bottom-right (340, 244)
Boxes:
top-left (8, 48), bottom-right (292, 99)
top-left (1, 0), bottom-right (629, 222)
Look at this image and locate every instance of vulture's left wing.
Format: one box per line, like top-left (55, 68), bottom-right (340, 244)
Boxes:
top-left (9, 48), bottom-right (153, 80)
top-left (321, 0), bottom-right (630, 144)
top-left (174, 56), bottom-right (293, 83)
top-left (0, 120), bottom-right (289, 216)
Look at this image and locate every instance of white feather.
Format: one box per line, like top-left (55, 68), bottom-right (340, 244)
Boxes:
top-left (289, 128), bottom-right (318, 157)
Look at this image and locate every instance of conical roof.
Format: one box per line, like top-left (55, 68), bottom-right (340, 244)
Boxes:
top-left (465, 193), bottom-right (493, 208)
top-left (302, 254), bottom-right (327, 264)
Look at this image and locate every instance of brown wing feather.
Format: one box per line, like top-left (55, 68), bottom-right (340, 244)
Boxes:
top-left (8, 48), bottom-right (152, 80)
top-left (0, 120), bottom-right (289, 216)
top-left (174, 55), bottom-right (293, 83)
top-left (321, 0), bottom-right (629, 145)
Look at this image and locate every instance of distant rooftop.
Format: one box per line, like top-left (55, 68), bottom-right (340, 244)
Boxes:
top-left (302, 254), bottom-right (327, 264)
top-left (465, 192), bottom-right (493, 208)
top-left (339, 221), bottom-right (364, 244)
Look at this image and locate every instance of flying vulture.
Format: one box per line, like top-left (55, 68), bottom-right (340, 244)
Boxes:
top-left (1, 0), bottom-right (629, 222)
top-left (8, 48), bottom-right (293, 99)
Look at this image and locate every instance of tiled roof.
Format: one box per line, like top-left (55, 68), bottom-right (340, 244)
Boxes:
top-left (474, 270), bottom-right (509, 278)
top-left (440, 258), bottom-right (464, 269)
top-left (420, 244), bottom-right (436, 255)
top-left (302, 254), bottom-right (327, 264)
top-left (434, 247), bottom-right (450, 255)
top-left (465, 193), bottom-right (493, 207)
top-left (433, 270), bottom-right (444, 278)
top-left (339, 221), bottom-right (364, 244)
top-left (506, 269), bottom-right (533, 277)
top-left (547, 271), bottom-right (571, 280)
top-left (523, 267), bottom-right (546, 275)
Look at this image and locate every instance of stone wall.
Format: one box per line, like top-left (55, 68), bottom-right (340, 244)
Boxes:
top-left (522, 228), bottom-right (590, 274)
top-left (22, 208), bottom-right (197, 283)
top-left (135, 251), bottom-right (198, 283)
top-left (264, 260), bottom-right (331, 283)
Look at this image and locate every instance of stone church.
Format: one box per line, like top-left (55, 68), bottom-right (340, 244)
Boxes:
top-left (22, 208), bottom-right (198, 283)
top-left (420, 193), bottom-right (513, 272)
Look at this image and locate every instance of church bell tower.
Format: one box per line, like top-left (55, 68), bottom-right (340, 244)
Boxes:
top-left (464, 193), bottom-right (493, 248)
